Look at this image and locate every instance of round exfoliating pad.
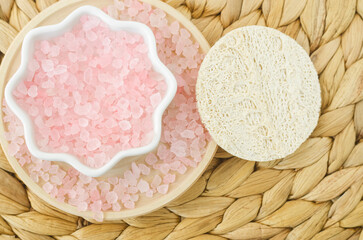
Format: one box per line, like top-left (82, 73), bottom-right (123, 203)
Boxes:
top-left (196, 26), bottom-right (321, 162)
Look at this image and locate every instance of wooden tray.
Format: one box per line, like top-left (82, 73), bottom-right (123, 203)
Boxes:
top-left (0, 0), bottom-right (217, 220)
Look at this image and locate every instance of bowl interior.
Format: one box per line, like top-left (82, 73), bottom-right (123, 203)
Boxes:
top-left (5, 5), bottom-right (179, 177)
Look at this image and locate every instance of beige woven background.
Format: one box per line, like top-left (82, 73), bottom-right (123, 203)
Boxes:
top-left (0, 0), bottom-right (363, 239)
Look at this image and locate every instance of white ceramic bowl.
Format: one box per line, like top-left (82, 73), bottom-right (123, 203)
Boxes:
top-left (5, 5), bottom-right (177, 177)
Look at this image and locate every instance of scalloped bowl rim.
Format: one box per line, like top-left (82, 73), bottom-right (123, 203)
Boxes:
top-left (4, 5), bottom-right (177, 177)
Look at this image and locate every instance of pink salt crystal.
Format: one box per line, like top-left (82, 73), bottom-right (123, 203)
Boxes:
top-left (108, 177), bottom-right (119, 185)
top-left (86, 30), bottom-right (97, 41)
top-left (163, 173), bottom-right (176, 184)
top-left (99, 182), bottom-right (111, 193)
top-left (54, 65), bottom-right (67, 75)
top-left (49, 165), bottom-right (59, 174)
top-left (112, 202), bottom-right (121, 211)
top-left (77, 201), bottom-right (88, 211)
top-left (27, 85), bottom-right (38, 97)
top-left (137, 179), bottom-right (149, 193)
top-left (145, 189), bottom-right (154, 198)
top-left (90, 189), bottom-right (100, 202)
top-left (150, 93), bottom-right (161, 107)
top-left (160, 164), bottom-right (170, 175)
top-left (93, 212), bottom-right (104, 222)
top-left (106, 191), bottom-right (118, 204)
top-left (80, 130), bottom-right (90, 142)
top-left (180, 129), bottom-right (195, 139)
top-left (68, 52), bottom-right (77, 63)
top-left (43, 182), bottom-right (53, 193)
top-left (151, 175), bottom-right (162, 188)
top-left (128, 186), bottom-right (138, 194)
top-left (87, 138), bottom-right (101, 151)
top-left (138, 163), bottom-right (150, 175)
top-left (124, 200), bottom-right (135, 209)
top-left (90, 200), bottom-right (102, 212)
top-left (102, 203), bottom-right (112, 211)
top-left (170, 21), bottom-right (179, 35)
top-left (118, 120), bottom-right (131, 130)
top-left (28, 59), bottom-right (40, 72)
top-left (169, 161), bottom-right (181, 171)
top-left (8, 142), bottom-right (20, 156)
top-left (170, 140), bottom-right (187, 157)
top-left (67, 168), bottom-right (79, 177)
top-left (30, 172), bottom-right (39, 182)
top-left (177, 164), bottom-right (187, 174)
top-left (50, 175), bottom-right (62, 185)
top-left (131, 162), bottom-right (141, 179)
top-left (157, 184), bottom-right (169, 194)
top-left (124, 170), bottom-right (137, 186)
top-left (41, 59), bottom-right (54, 72)
top-left (130, 194), bottom-right (139, 202)
top-left (49, 46), bottom-right (60, 57)
top-left (145, 153), bottom-right (158, 165)
top-left (41, 173), bottom-right (50, 181)
top-left (79, 174), bottom-right (92, 184)
top-left (40, 40), bottom-right (50, 54)
top-left (120, 193), bottom-right (131, 203)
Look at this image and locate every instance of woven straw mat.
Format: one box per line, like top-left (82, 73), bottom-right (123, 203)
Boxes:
top-left (0, 0), bottom-right (363, 239)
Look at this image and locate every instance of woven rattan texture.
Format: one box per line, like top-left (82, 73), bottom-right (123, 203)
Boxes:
top-left (0, 0), bottom-right (363, 239)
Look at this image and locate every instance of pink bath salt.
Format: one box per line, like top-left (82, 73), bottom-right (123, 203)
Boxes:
top-left (77, 201), bottom-right (88, 212)
top-left (86, 138), bottom-right (101, 151)
top-left (108, 177), bottom-right (119, 185)
top-left (170, 140), bottom-right (187, 157)
top-left (128, 186), bottom-right (138, 194)
top-left (177, 164), bottom-right (188, 174)
top-left (124, 170), bottom-right (137, 186)
top-left (137, 179), bottom-right (150, 193)
top-left (15, 14), bottom-right (167, 168)
top-left (145, 153), bottom-right (158, 165)
top-left (93, 211), bottom-right (104, 222)
top-left (8, 142), bottom-right (20, 156)
top-left (151, 174), bottom-right (162, 188)
top-left (145, 189), bottom-right (154, 198)
top-left (90, 189), bottom-right (101, 202)
top-left (170, 21), bottom-right (179, 35)
top-left (131, 162), bottom-right (141, 179)
top-left (159, 163), bottom-right (170, 175)
top-left (27, 85), bottom-right (38, 98)
top-left (43, 182), bottom-right (53, 193)
top-left (90, 200), bottom-right (102, 212)
top-left (118, 120), bottom-right (131, 130)
top-left (99, 182), bottom-right (111, 193)
top-left (78, 118), bottom-right (89, 127)
top-left (111, 202), bottom-right (120, 212)
top-left (138, 163), bottom-right (150, 175)
top-left (124, 200), bottom-right (135, 209)
top-left (106, 191), bottom-right (118, 204)
top-left (41, 173), bottom-right (50, 182)
top-left (41, 59), bottom-right (54, 72)
top-left (79, 174), bottom-right (92, 184)
top-left (102, 203), bottom-right (112, 211)
top-left (157, 184), bottom-right (169, 194)
top-left (180, 129), bottom-right (195, 139)
top-left (163, 173), bottom-right (176, 184)
top-left (150, 93), bottom-right (161, 107)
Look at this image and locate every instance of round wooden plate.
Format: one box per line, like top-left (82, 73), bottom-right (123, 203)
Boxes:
top-left (0, 0), bottom-right (217, 220)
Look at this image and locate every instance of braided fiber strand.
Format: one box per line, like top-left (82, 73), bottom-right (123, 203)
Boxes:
top-left (0, 0), bottom-right (362, 239)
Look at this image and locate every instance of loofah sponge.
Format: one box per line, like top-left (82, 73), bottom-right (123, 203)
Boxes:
top-left (197, 26), bottom-right (321, 162)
